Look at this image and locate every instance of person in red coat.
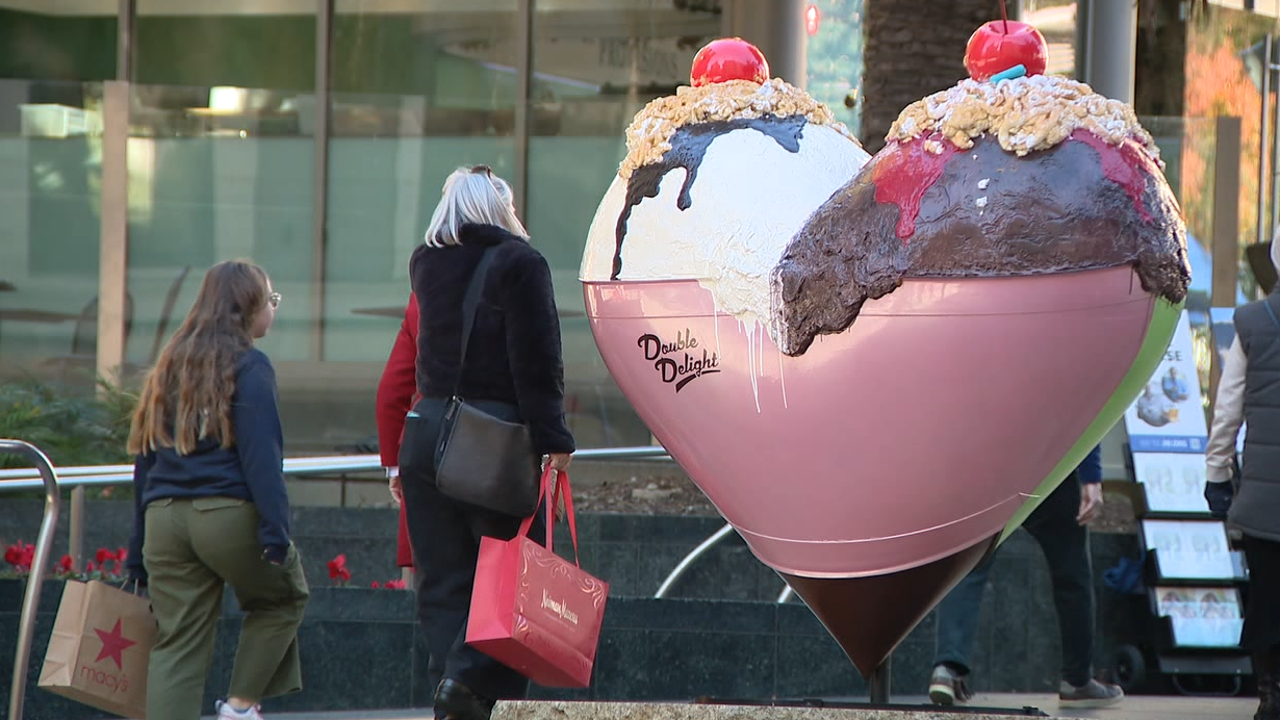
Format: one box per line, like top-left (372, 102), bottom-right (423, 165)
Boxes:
top-left (375, 293), bottom-right (419, 571)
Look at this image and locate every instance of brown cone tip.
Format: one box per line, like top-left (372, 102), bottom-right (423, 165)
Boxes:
top-left (780, 534), bottom-right (999, 677)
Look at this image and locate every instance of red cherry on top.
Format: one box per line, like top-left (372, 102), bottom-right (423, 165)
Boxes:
top-left (690, 37), bottom-right (770, 87)
top-left (964, 20), bottom-right (1048, 81)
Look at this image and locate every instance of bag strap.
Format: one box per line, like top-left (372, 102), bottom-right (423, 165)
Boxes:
top-left (515, 467), bottom-right (581, 567)
top-left (557, 470), bottom-right (581, 568)
top-left (451, 246), bottom-right (500, 398)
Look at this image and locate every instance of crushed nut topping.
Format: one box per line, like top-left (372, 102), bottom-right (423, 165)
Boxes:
top-left (620, 78), bottom-right (860, 179)
top-left (887, 75), bottom-right (1161, 166)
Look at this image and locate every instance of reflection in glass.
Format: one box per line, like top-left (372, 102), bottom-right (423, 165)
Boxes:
top-left (527, 3), bottom-right (720, 447)
top-left (125, 6), bottom-right (320, 440)
top-left (0, 3), bottom-right (117, 378)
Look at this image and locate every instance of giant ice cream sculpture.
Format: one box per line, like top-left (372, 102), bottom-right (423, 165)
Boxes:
top-left (581, 29), bottom-right (1190, 675)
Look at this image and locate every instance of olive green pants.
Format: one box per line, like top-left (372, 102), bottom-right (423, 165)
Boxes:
top-left (143, 497), bottom-right (309, 720)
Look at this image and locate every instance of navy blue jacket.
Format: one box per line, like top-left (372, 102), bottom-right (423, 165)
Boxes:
top-left (1078, 445), bottom-right (1103, 484)
top-left (126, 348), bottom-right (290, 580)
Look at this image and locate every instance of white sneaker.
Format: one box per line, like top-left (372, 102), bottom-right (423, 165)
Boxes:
top-left (1058, 678), bottom-right (1124, 708)
top-left (928, 664), bottom-right (973, 706)
top-left (216, 699), bottom-right (265, 720)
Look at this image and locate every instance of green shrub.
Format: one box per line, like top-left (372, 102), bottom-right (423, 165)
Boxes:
top-left (0, 376), bottom-right (136, 475)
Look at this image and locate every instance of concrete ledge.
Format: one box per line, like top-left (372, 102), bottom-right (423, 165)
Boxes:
top-left (492, 701), bottom-right (1045, 719)
top-left (493, 695), bottom-right (1261, 720)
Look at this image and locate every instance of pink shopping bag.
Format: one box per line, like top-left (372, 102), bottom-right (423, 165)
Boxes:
top-left (465, 467), bottom-right (609, 687)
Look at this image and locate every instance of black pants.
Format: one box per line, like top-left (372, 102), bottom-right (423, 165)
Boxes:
top-left (1243, 534), bottom-right (1280, 651)
top-left (399, 398), bottom-right (546, 715)
top-left (935, 474), bottom-right (1096, 686)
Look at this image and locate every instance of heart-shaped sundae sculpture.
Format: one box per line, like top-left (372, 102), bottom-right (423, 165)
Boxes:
top-left (580, 33), bottom-right (1189, 676)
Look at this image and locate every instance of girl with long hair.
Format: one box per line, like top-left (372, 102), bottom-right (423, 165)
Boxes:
top-left (125, 259), bottom-right (309, 720)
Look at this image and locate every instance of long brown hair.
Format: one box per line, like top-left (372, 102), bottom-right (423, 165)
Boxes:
top-left (127, 260), bottom-right (271, 455)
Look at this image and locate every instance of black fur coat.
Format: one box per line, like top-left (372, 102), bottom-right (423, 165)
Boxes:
top-left (409, 223), bottom-right (575, 455)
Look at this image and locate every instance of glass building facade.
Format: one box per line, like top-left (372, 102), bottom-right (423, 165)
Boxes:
top-left (0, 0), bottom-right (865, 453)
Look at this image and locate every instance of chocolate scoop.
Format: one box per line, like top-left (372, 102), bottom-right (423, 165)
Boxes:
top-left (771, 131), bottom-right (1191, 356)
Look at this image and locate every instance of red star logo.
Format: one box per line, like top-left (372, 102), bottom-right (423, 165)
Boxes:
top-left (93, 619), bottom-right (136, 670)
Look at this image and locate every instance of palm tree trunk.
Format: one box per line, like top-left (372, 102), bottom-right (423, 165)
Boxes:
top-left (860, 0), bottom-right (1003, 152)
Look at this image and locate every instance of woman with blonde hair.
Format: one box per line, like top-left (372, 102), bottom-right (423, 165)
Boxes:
top-left (400, 166), bottom-right (575, 720)
top-left (124, 259), bottom-right (309, 720)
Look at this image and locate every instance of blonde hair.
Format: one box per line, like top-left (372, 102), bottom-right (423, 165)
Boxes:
top-left (128, 260), bottom-right (271, 455)
top-left (423, 166), bottom-right (529, 247)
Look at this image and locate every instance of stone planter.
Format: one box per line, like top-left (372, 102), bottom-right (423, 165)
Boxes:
top-left (0, 515), bottom-right (1146, 718)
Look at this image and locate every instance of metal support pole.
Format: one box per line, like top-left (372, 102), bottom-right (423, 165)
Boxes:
top-left (5, 440), bottom-right (62, 720)
top-left (513, 0), bottom-right (533, 217)
top-left (1271, 38), bottom-right (1280, 245)
top-left (1213, 117), bottom-right (1244, 311)
top-left (868, 656), bottom-right (891, 704)
top-left (1080, 0), bottom-right (1136, 103)
top-left (310, 0), bottom-right (333, 361)
top-left (1258, 35), bottom-right (1272, 247)
top-left (69, 486), bottom-right (86, 571)
top-left (722, 0), bottom-right (807, 87)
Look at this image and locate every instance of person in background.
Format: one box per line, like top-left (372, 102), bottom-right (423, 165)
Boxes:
top-left (927, 445), bottom-right (1124, 709)
top-left (401, 166), bottom-right (575, 720)
top-left (375, 291), bottom-right (420, 575)
top-left (1205, 239), bottom-right (1280, 720)
top-left (125, 260), bottom-right (309, 720)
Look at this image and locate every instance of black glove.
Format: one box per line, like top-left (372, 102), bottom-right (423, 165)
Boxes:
top-left (126, 564), bottom-right (148, 588)
top-left (1204, 481), bottom-right (1234, 520)
top-left (262, 544), bottom-right (290, 566)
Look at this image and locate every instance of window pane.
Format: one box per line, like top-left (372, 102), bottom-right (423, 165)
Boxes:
top-left (321, 1), bottom-right (518, 448)
top-left (126, 3), bottom-right (320, 443)
top-left (0, 1), bottom-right (116, 377)
top-left (528, 2), bottom-right (720, 447)
top-left (806, 0), bottom-right (865, 138)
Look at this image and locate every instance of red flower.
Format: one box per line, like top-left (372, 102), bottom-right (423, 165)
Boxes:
top-left (95, 547), bottom-right (117, 565)
top-left (5, 542), bottom-right (35, 573)
top-left (385, 579), bottom-right (407, 590)
top-left (370, 581), bottom-right (382, 589)
top-left (56, 555), bottom-right (73, 574)
top-left (327, 554), bottom-right (351, 585)
top-left (85, 561), bottom-right (97, 573)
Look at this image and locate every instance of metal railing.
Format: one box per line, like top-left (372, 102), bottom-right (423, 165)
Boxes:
top-left (3, 440), bottom-right (61, 720)
top-left (0, 443), bottom-right (669, 719)
top-left (0, 446), bottom-right (672, 572)
top-left (652, 522), bottom-right (798, 604)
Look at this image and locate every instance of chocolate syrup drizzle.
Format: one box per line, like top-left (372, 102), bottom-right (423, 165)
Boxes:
top-left (611, 114), bottom-right (807, 280)
top-left (772, 133), bottom-right (1191, 356)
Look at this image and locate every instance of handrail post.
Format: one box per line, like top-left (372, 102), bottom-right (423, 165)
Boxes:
top-left (69, 486), bottom-right (86, 571)
top-left (3, 440), bottom-right (61, 720)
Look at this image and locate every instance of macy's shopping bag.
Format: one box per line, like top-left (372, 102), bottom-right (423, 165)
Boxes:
top-left (38, 579), bottom-right (156, 719)
top-left (465, 468), bottom-right (609, 688)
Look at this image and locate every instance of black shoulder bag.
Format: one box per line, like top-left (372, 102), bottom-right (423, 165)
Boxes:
top-left (433, 246), bottom-right (540, 517)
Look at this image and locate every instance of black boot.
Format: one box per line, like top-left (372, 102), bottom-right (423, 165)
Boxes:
top-left (434, 678), bottom-right (496, 720)
top-left (1254, 649), bottom-right (1280, 720)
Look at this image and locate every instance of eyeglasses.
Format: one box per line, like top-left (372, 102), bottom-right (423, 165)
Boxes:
top-left (267, 291), bottom-right (282, 309)
top-left (470, 164), bottom-right (493, 177)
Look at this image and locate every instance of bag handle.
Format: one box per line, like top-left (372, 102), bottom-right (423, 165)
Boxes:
top-left (515, 467), bottom-right (581, 568)
top-left (451, 245), bottom-right (500, 400)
